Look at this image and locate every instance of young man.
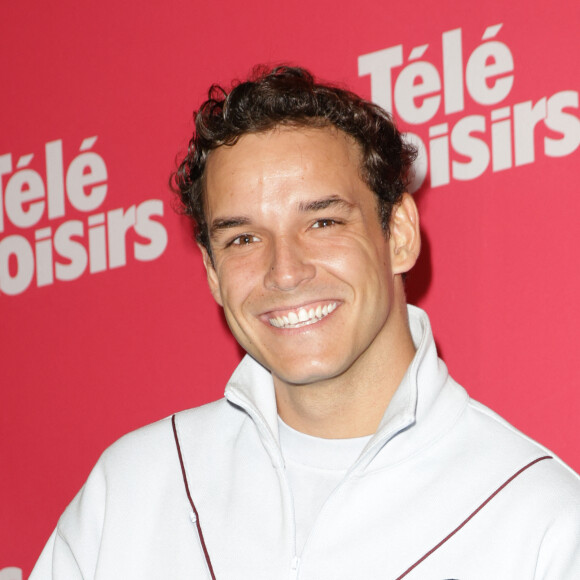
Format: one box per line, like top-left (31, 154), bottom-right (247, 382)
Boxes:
top-left (32, 67), bottom-right (580, 579)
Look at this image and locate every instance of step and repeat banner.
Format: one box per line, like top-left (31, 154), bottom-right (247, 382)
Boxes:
top-left (1, 0), bottom-right (579, 576)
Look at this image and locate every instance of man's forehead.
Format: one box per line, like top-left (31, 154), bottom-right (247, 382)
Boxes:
top-left (201, 125), bottom-right (372, 234)
top-left (206, 124), bottom-right (361, 171)
top-left (205, 126), bottom-right (363, 193)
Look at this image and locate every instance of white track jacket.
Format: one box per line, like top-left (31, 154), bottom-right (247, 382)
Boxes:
top-left (31, 306), bottom-right (580, 579)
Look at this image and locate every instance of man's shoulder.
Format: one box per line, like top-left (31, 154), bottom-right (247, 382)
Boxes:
top-left (98, 397), bottom-right (242, 471)
top-left (458, 394), bottom-right (580, 495)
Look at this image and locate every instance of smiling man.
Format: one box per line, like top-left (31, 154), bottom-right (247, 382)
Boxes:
top-left (201, 126), bottom-right (419, 439)
top-left (31, 67), bottom-right (580, 579)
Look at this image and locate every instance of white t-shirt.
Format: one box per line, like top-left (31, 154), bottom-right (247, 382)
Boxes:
top-left (278, 417), bottom-right (372, 554)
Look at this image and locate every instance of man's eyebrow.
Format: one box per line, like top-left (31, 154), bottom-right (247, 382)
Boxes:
top-left (209, 197), bottom-right (354, 236)
top-left (298, 196), bottom-right (356, 212)
top-left (210, 216), bottom-right (252, 236)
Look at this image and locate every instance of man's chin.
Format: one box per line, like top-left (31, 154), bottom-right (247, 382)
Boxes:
top-left (270, 364), bottom-right (346, 390)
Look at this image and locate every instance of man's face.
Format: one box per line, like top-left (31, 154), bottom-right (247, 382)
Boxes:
top-left (202, 126), bottom-right (413, 390)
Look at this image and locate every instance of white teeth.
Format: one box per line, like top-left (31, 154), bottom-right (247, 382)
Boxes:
top-left (268, 302), bottom-right (338, 329)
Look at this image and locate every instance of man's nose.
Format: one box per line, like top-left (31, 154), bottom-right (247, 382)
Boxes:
top-left (264, 237), bottom-right (316, 291)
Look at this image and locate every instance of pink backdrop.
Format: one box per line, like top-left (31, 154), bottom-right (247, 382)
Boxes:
top-left (2, 0), bottom-right (579, 576)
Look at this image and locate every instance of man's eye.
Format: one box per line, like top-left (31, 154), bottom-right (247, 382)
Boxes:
top-left (231, 234), bottom-right (258, 246)
top-left (312, 219), bottom-right (337, 229)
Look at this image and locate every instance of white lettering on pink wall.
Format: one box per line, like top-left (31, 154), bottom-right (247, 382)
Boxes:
top-left (0, 137), bottom-right (168, 296)
top-left (358, 24), bottom-right (580, 192)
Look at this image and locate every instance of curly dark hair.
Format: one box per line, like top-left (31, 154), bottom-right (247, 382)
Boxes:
top-left (171, 65), bottom-right (417, 254)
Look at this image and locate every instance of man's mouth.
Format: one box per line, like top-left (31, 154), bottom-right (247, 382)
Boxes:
top-left (268, 302), bottom-right (338, 329)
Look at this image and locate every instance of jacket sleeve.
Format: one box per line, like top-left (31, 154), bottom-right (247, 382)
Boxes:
top-left (29, 529), bottom-right (84, 580)
top-left (29, 456), bottom-right (108, 580)
top-left (534, 487), bottom-right (580, 579)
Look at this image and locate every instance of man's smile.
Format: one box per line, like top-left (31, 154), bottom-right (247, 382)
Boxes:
top-left (266, 301), bottom-right (339, 329)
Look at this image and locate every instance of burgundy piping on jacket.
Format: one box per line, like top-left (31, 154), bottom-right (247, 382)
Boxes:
top-left (395, 455), bottom-right (553, 579)
top-left (172, 414), bottom-right (217, 580)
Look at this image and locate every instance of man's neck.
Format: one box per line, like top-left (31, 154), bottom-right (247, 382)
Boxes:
top-left (273, 303), bottom-right (416, 439)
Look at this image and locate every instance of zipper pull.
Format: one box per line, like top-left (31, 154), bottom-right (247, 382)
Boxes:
top-left (289, 556), bottom-right (300, 579)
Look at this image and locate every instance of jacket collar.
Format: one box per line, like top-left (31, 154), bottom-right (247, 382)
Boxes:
top-left (224, 305), bottom-right (468, 471)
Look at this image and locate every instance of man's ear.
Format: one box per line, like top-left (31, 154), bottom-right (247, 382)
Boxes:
top-left (198, 244), bottom-right (224, 307)
top-left (389, 193), bottom-right (421, 275)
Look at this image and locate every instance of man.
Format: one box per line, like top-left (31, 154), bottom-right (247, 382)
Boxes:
top-left (32, 66), bottom-right (580, 579)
